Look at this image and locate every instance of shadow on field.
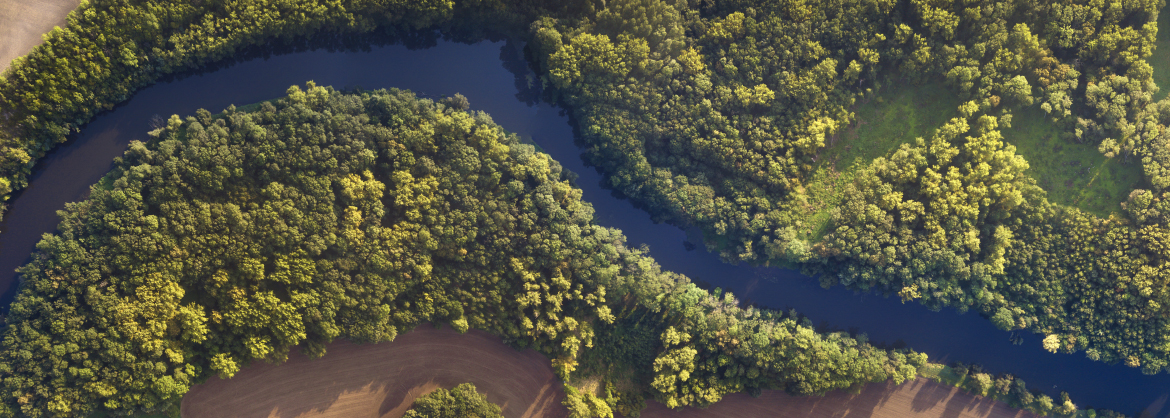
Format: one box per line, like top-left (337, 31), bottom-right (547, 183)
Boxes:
top-left (181, 325), bottom-right (568, 418)
top-left (633, 377), bottom-right (1038, 418)
top-left (183, 324), bottom-right (1041, 418)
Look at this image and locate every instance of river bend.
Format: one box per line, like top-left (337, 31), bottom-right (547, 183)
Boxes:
top-left (0, 41), bottom-right (1164, 415)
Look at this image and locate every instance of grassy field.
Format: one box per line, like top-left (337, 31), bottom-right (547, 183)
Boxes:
top-left (1151, 10), bottom-right (1170, 102)
top-left (90, 410), bottom-right (174, 418)
top-left (638, 372), bottom-right (1044, 418)
top-left (1002, 106), bottom-right (1145, 217)
top-left (0, 0), bottom-right (80, 73)
top-left (805, 78), bottom-right (1143, 222)
top-left (797, 81), bottom-right (962, 244)
top-left (817, 82), bottom-right (963, 172)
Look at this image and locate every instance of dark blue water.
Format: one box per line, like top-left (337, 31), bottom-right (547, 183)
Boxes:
top-left (0, 40), bottom-right (1164, 415)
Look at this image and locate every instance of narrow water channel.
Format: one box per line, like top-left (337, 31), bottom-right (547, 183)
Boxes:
top-left (0, 40), bottom-right (1164, 415)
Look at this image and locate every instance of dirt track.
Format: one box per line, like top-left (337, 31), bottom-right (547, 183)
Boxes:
top-left (0, 0), bottom-right (79, 73)
top-left (180, 326), bottom-right (569, 418)
top-left (183, 326), bottom-right (1040, 418)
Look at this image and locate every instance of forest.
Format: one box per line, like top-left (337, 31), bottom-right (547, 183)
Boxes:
top-left (527, 0), bottom-right (1170, 375)
top-left (0, 0), bottom-right (1167, 374)
top-left (0, 0), bottom-right (1165, 416)
top-left (0, 86), bottom-right (932, 417)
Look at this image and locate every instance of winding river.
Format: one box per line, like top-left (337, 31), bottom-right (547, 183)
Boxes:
top-left (0, 40), bottom-right (1165, 415)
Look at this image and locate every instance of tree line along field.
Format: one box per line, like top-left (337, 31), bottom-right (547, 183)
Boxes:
top-left (179, 324), bottom-right (1051, 418)
top-left (0, 0), bottom-right (1165, 417)
top-left (180, 328), bottom-right (547, 418)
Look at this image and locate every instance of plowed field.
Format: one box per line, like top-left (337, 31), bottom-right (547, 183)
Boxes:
top-left (182, 325), bottom-right (1039, 418)
top-left (0, 0), bottom-right (79, 72)
top-left (638, 378), bottom-right (1040, 418)
top-left (181, 326), bottom-right (568, 418)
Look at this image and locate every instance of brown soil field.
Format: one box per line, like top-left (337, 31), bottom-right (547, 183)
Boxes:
top-left (637, 378), bottom-right (1041, 418)
top-left (180, 326), bottom-right (569, 418)
top-left (183, 325), bottom-right (1042, 418)
top-left (0, 0), bottom-right (80, 73)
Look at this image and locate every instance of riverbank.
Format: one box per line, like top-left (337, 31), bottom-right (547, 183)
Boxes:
top-left (0, 0), bottom-right (78, 73)
top-left (181, 326), bottom-right (1041, 418)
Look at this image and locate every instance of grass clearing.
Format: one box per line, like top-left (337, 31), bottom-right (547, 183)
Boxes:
top-left (1001, 106), bottom-right (1145, 217)
top-left (804, 78), bottom-right (1143, 220)
top-left (799, 81), bottom-right (961, 243)
top-left (794, 162), bottom-right (857, 244)
top-left (919, 363), bottom-right (1106, 417)
top-left (919, 363), bottom-right (1021, 411)
top-left (817, 81), bottom-right (963, 172)
top-left (1151, 10), bottom-right (1170, 101)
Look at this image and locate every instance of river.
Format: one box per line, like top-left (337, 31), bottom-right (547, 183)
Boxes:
top-left (0, 40), bottom-right (1164, 415)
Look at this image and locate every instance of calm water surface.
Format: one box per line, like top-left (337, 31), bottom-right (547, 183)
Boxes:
top-left (0, 40), bottom-right (1165, 415)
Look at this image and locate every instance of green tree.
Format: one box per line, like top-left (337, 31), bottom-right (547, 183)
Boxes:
top-left (403, 383), bottom-right (503, 418)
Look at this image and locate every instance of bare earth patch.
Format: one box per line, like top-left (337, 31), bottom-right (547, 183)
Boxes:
top-left (0, 0), bottom-right (80, 73)
top-left (180, 326), bottom-right (569, 418)
top-left (637, 378), bottom-right (1040, 418)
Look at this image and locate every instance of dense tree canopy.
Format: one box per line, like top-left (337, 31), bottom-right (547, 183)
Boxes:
top-left (403, 383), bottom-right (503, 418)
top-left (0, 0), bottom-right (1159, 415)
top-left (528, 0), bottom-right (1170, 374)
top-left (0, 87), bottom-right (925, 417)
top-left (0, 0), bottom-right (590, 207)
top-left (3, 0), bottom-right (1168, 374)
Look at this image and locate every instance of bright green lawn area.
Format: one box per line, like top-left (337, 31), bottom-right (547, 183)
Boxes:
top-left (809, 10), bottom-right (1157, 216)
top-left (1151, 9), bottom-right (1170, 101)
top-left (1001, 106), bottom-right (1145, 217)
top-left (798, 82), bottom-right (961, 243)
top-left (817, 82), bottom-right (963, 172)
top-left (808, 79), bottom-right (1143, 219)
